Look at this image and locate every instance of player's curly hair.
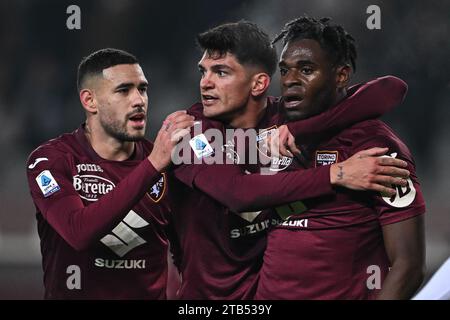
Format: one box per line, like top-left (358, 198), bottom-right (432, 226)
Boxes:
top-left (197, 20), bottom-right (277, 76)
top-left (272, 16), bottom-right (357, 71)
top-left (77, 48), bottom-right (138, 92)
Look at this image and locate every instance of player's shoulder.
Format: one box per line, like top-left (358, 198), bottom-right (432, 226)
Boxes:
top-left (186, 102), bottom-right (204, 119)
top-left (26, 130), bottom-right (80, 166)
top-left (265, 96), bottom-right (284, 124)
top-left (342, 119), bottom-right (413, 159)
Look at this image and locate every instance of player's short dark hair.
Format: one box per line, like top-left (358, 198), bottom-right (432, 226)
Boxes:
top-left (77, 48), bottom-right (139, 91)
top-left (272, 16), bottom-right (357, 71)
top-left (196, 20), bottom-right (277, 76)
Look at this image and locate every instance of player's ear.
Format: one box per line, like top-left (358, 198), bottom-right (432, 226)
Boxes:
top-left (335, 64), bottom-right (351, 89)
top-left (251, 73), bottom-right (271, 97)
top-left (80, 88), bottom-right (97, 114)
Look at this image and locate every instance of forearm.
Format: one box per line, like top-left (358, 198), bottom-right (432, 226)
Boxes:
top-left (378, 215), bottom-right (426, 299)
top-left (377, 261), bottom-right (425, 299)
top-left (46, 159), bottom-right (162, 250)
top-left (192, 164), bottom-right (333, 212)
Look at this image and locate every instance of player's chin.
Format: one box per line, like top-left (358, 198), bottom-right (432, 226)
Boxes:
top-left (127, 127), bottom-right (146, 140)
top-left (203, 105), bottom-right (221, 119)
top-left (128, 121), bottom-right (146, 131)
top-left (126, 132), bottom-right (145, 141)
top-left (284, 109), bottom-right (308, 121)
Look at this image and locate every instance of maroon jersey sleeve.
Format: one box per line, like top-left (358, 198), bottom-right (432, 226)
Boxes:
top-left (175, 102), bottom-right (335, 212)
top-left (355, 131), bottom-right (426, 226)
top-left (287, 76), bottom-right (408, 142)
top-left (174, 162), bottom-right (333, 213)
top-left (26, 145), bottom-right (162, 251)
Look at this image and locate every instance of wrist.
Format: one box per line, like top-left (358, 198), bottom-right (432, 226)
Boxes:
top-left (148, 154), bottom-right (166, 172)
top-left (330, 164), bottom-right (337, 185)
top-left (329, 163), bottom-right (343, 186)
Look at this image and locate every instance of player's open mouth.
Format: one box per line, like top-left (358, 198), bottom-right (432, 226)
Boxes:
top-left (128, 113), bottom-right (146, 127)
top-left (202, 94), bottom-right (219, 107)
top-left (283, 95), bottom-right (303, 108)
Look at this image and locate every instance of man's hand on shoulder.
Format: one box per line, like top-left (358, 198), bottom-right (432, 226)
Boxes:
top-left (330, 147), bottom-right (410, 196)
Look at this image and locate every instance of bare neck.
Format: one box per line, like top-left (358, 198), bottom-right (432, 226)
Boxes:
top-left (84, 120), bottom-right (135, 161)
top-left (228, 98), bottom-right (268, 129)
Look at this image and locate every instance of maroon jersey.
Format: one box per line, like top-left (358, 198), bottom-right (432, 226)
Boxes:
top-left (255, 119), bottom-right (426, 299)
top-left (26, 125), bottom-right (170, 299)
top-left (168, 76), bottom-right (408, 299)
top-left (169, 100), bottom-right (333, 299)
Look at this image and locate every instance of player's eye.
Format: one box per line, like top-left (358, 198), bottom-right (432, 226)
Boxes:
top-left (279, 67), bottom-right (288, 76)
top-left (217, 70), bottom-right (227, 77)
top-left (301, 66), bottom-right (313, 75)
top-left (117, 88), bottom-right (129, 94)
top-left (138, 86), bottom-right (147, 94)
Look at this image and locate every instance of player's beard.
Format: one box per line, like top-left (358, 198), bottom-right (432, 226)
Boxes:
top-left (100, 114), bottom-right (145, 142)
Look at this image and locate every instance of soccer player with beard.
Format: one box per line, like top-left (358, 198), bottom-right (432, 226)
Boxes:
top-left (26, 48), bottom-right (194, 299)
top-left (255, 17), bottom-right (426, 300)
top-left (166, 21), bottom-right (411, 299)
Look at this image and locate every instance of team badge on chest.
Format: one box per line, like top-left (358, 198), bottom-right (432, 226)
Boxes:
top-left (315, 151), bottom-right (339, 166)
top-left (147, 173), bottom-right (166, 202)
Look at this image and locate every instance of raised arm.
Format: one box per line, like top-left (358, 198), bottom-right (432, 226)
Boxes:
top-left (28, 159), bottom-right (162, 251)
top-left (26, 111), bottom-right (194, 251)
top-left (286, 76), bottom-right (408, 142)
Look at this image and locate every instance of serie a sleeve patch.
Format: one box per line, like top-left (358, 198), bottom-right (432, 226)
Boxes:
top-left (189, 134), bottom-right (214, 159)
top-left (36, 170), bottom-right (61, 197)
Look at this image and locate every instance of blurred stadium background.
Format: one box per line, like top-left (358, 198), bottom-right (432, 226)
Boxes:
top-left (0, 0), bottom-right (449, 299)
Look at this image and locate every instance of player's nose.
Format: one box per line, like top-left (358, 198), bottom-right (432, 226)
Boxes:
top-left (132, 88), bottom-right (146, 108)
top-left (283, 69), bottom-right (302, 88)
top-left (200, 72), bottom-right (215, 90)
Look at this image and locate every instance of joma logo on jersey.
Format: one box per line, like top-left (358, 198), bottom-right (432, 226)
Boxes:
top-left (100, 210), bottom-right (149, 257)
top-left (73, 174), bottom-right (115, 201)
top-left (76, 163), bottom-right (103, 173)
top-left (147, 174), bottom-right (166, 202)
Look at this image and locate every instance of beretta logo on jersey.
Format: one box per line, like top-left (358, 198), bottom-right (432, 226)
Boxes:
top-left (73, 174), bottom-right (115, 201)
top-left (147, 174), bottom-right (166, 202)
top-left (316, 151), bottom-right (338, 166)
